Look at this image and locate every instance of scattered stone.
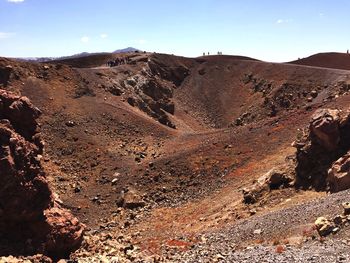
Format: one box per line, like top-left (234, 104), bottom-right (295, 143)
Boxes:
top-left (249, 209), bottom-right (257, 215)
top-left (342, 202), bottom-right (350, 215)
top-left (332, 227), bottom-right (340, 234)
top-left (315, 217), bottom-right (334, 236)
top-left (333, 215), bottom-right (345, 225)
top-left (234, 117), bottom-right (243, 126)
top-left (310, 90), bottom-right (318, 98)
top-left (111, 178), bottom-right (118, 185)
top-left (253, 229), bottom-right (262, 235)
top-left (74, 186), bottom-right (81, 193)
top-left (214, 254), bottom-right (225, 262)
top-left (65, 121), bottom-right (76, 127)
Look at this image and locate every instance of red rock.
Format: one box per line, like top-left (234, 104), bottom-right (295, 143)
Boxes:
top-left (0, 89), bottom-right (84, 258)
top-left (43, 207), bottom-right (85, 257)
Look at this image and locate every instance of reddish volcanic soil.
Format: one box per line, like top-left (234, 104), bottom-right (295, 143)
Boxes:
top-left (2, 51), bottom-right (350, 261)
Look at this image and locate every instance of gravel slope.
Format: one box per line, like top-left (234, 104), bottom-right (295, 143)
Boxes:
top-left (173, 189), bottom-right (350, 262)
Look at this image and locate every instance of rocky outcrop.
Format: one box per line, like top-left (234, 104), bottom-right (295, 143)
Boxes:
top-left (148, 55), bottom-right (190, 87)
top-left (124, 74), bottom-right (176, 128)
top-left (294, 108), bottom-right (350, 190)
top-left (0, 90), bottom-right (43, 143)
top-left (242, 106), bottom-right (350, 203)
top-left (309, 109), bottom-right (340, 151)
top-left (0, 90), bottom-right (84, 258)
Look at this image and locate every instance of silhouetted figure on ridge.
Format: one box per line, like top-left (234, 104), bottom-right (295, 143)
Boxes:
top-left (106, 56), bottom-right (133, 67)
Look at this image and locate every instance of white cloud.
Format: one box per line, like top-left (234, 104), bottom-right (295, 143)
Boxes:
top-left (100, 33), bottom-right (108, 39)
top-left (276, 19), bottom-right (292, 24)
top-left (80, 36), bottom-right (89, 43)
top-left (0, 32), bottom-right (15, 39)
top-left (7, 0), bottom-right (25, 3)
top-left (137, 39), bottom-right (147, 45)
top-left (319, 13), bottom-right (325, 18)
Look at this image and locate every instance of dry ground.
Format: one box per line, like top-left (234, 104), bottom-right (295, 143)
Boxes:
top-left (1, 52), bottom-right (350, 261)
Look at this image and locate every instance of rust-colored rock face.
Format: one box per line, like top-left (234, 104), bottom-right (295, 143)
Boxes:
top-left (310, 109), bottom-right (340, 151)
top-left (0, 89), bottom-right (84, 258)
top-left (0, 90), bottom-right (49, 224)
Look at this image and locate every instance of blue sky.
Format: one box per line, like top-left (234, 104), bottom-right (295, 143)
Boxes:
top-left (0, 0), bottom-right (349, 61)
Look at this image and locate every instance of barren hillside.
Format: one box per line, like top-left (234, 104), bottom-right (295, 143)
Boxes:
top-left (290, 52), bottom-right (350, 70)
top-left (1, 52), bottom-right (350, 262)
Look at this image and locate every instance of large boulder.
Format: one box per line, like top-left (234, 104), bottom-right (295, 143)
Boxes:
top-left (265, 167), bottom-right (294, 189)
top-left (43, 207), bottom-right (85, 257)
top-left (242, 166), bottom-right (294, 204)
top-left (0, 90), bottom-right (84, 258)
top-left (116, 188), bottom-right (146, 209)
top-left (327, 151), bottom-right (350, 192)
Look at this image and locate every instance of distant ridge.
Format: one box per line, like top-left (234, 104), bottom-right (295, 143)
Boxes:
top-left (289, 52), bottom-right (350, 70)
top-left (15, 47), bottom-right (140, 62)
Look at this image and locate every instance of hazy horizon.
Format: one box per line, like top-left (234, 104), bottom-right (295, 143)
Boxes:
top-left (1, 0), bottom-right (349, 62)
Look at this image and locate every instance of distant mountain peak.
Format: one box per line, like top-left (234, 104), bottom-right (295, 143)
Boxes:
top-left (113, 47), bottom-right (140, 53)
